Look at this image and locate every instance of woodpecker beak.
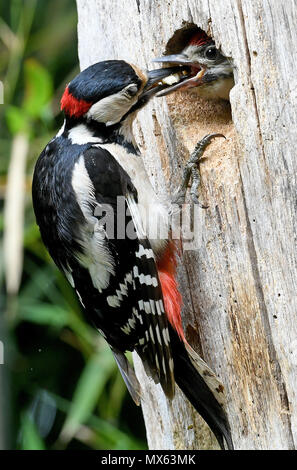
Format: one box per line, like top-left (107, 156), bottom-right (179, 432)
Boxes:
top-left (152, 55), bottom-right (206, 97)
top-left (141, 65), bottom-right (190, 99)
top-left (153, 54), bottom-right (197, 67)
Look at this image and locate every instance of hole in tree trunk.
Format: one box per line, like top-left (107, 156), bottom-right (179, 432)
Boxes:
top-left (153, 25), bottom-right (239, 349)
top-left (155, 24), bottom-right (237, 204)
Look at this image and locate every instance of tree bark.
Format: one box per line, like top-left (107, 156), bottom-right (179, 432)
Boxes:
top-left (76, 0), bottom-right (297, 450)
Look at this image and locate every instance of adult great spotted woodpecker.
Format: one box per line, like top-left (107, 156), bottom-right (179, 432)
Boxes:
top-left (153, 28), bottom-right (234, 100)
top-left (32, 59), bottom-right (233, 449)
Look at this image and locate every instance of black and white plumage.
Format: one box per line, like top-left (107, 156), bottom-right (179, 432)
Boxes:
top-left (32, 60), bottom-right (233, 449)
top-left (33, 137), bottom-right (173, 400)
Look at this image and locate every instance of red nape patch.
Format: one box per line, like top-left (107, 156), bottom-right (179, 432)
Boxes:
top-left (60, 86), bottom-right (92, 118)
top-left (189, 29), bottom-right (212, 47)
top-left (157, 240), bottom-right (185, 343)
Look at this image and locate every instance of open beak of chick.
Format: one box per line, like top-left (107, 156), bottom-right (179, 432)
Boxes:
top-left (142, 53), bottom-right (205, 99)
top-left (150, 54), bottom-right (206, 97)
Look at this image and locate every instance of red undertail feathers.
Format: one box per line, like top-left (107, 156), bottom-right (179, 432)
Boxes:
top-left (157, 240), bottom-right (185, 342)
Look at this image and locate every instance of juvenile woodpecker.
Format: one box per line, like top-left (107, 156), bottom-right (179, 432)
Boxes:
top-left (32, 60), bottom-right (233, 449)
top-left (153, 28), bottom-right (234, 100)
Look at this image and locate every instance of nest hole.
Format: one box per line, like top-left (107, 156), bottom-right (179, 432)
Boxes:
top-left (160, 24), bottom-right (236, 178)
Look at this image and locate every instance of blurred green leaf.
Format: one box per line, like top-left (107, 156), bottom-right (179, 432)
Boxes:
top-left (46, 391), bottom-right (145, 450)
top-left (103, 371), bottom-right (127, 421)
top-left (18, 302), bottom-right (69, 329)
top-left (5, 105), bottom-right (30, 135)
top-left (62, 349), bottom-right (115, 440)
top-left (20, 412), bottom-right (46, 450)
top-left (86, 416), bottom-right (145, 450)
top-left (21, 261), bottom-right (67, 306)
top-left (23, 58), bottom-right (53, 118)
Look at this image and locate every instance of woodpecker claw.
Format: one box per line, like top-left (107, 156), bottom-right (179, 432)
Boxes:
top-left (172, 134), bottom-right (225, 207)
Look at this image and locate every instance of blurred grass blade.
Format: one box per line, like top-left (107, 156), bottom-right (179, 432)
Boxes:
top-left (18, 302), bottom-right (69, 329)
top-left (4, 133), bottom-right (29, 295)
top-left (5, 0), bottom-right (37, 102)
top-left (46, 391), bottom-right (145, 450)
top-left (60, 349), bottom-right (115, 443)
top-left (20, 412), bottom-right (46, 450)
top-left (0, 17), bottom-right (18, 50)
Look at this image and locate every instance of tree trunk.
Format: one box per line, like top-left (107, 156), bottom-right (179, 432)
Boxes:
top-left (76, 0), bottom-right (297, 450)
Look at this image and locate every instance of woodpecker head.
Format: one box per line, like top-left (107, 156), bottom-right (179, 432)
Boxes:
top-left (152, 29), bottom-right (234, 100)
top-left (60, 60), bottom-right (183, 127)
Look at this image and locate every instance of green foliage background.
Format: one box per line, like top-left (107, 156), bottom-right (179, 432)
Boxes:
top-left (0, 0), bottom-right (146, 450)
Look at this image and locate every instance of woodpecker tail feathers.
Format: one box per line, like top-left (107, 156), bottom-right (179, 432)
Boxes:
top-left (170, 327), bottom-right (234, 450)
top-left (126, 192), bottom-right (233, 448)
top-left (111, 348), bottom-right (142, 406)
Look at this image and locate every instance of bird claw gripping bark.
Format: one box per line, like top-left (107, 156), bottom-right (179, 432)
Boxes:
top-left (172, 133), bottom-right (226, 208)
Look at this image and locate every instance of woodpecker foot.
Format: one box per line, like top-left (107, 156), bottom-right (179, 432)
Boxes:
top-left (172, 133), bottom-right (226, 207)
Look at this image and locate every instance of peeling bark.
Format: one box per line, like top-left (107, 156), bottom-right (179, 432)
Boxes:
top-left (76, 0), bottom-right (297, 449)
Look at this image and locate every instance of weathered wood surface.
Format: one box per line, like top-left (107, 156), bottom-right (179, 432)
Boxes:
top-left (76, 0), bottom-right (297, 449)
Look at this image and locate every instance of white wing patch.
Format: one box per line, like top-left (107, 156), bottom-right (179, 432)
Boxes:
top-left (136, 244), bottom-right (154, 260)
top-left (120, 307), bottom-right (140, 336)
top-left (126, 192), bottom-right (146, 238)
top-left (133, 266), bottom-right (158, 287)
top-left (107, 272), bottom-right (133, 307)
top-left (72, 155), bottom-right (115, 292)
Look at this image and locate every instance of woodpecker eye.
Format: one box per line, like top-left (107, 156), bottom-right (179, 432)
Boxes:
top-left (205, 46), bottom-right (218, 60)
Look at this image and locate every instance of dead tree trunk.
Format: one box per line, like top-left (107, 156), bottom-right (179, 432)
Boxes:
top-left (76, 0), bottom-right (297, 450)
